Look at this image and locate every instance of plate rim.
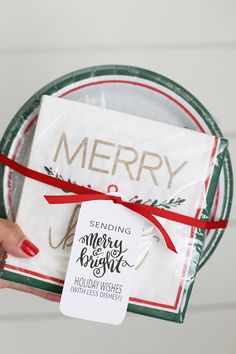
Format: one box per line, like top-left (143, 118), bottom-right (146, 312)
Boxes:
top-left (0, 64), bottom-right (233, 269)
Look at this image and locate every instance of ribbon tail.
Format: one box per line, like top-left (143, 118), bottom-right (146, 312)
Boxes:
top-left (125, 203), bottom-right (177, 254)
top-left (137, 203), bottom-right (228, 230)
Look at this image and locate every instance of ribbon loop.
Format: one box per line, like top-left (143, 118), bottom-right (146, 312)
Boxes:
top-left (44, 192), bottom-right (178, 253)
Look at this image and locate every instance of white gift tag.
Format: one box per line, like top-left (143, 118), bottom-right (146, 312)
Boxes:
top-left (60, 200), bottom-right (144, 325)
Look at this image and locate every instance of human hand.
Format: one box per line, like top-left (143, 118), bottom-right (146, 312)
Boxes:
top-left (0, 218), bottom-right (60, 301)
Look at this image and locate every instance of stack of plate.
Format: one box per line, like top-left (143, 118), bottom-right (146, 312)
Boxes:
top-left (0, 65), bottom-right (233, 269)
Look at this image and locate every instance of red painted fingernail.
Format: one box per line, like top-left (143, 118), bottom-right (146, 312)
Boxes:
top-left (20, 239), bottom-right (39, 257)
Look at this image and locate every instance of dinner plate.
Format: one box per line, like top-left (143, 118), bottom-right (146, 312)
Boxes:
top-left (0, 65), bottom-right (233, 269)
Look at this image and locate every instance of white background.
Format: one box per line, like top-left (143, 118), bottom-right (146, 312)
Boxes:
top-left (0, 1), bottom-right (235, 353)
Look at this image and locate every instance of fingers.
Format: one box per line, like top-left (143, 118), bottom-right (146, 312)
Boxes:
top-left (0, 219), bottom-right (39, 258)
top-left (0, 219), bottom-right (46, 300)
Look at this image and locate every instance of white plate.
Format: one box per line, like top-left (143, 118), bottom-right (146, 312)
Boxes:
top-left (0, 65), bottom-right (233, 268)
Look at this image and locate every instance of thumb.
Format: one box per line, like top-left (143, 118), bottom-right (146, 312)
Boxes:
top-left (0, 219), bottom-right (39, 258)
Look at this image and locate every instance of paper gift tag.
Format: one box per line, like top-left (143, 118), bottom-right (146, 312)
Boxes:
top-left (60, 200), bottom-right (144, 325)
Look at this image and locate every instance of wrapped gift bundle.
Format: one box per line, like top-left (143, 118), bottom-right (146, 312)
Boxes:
top-left (0, 93), bottom-right (229, 323)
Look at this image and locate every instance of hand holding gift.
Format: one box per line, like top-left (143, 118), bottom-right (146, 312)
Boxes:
top-left (0, 66), bottom-right (233, 324)
top-left (0, 218), bottom-right (60, 301)
top-left (0, 95), bottom-right (229, 323)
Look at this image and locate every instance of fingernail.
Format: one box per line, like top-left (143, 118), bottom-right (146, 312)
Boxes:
top-left (20, 239), bottom-right (39, 257)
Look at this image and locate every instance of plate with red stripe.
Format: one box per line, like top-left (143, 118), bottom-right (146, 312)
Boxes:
top-left (0, 65), bottom-right (233, 269)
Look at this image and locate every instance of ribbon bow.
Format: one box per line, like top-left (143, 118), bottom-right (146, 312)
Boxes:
top-left (0, 154), bottom-right (228, 254)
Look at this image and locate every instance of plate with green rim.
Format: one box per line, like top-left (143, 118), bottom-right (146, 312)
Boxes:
top-left (0, 65), bottom-right (233, 269)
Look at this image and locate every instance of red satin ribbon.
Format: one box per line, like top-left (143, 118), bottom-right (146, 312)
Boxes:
top-left (0, 154), bottom-right (228, 254)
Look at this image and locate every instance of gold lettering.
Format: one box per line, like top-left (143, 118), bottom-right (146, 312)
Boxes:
top-left (164, 156), bottom-right (188, 189)
top-left (53, 132), bottom-right (87, 166)
top-left (88, 139), bottom-right (115, 174)
top-left (136, 151), bottom-right (163, 185)
top-left (48, 205), bottom-right (81, 249)
top-left (112, 145), bottom-right (138, 180)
